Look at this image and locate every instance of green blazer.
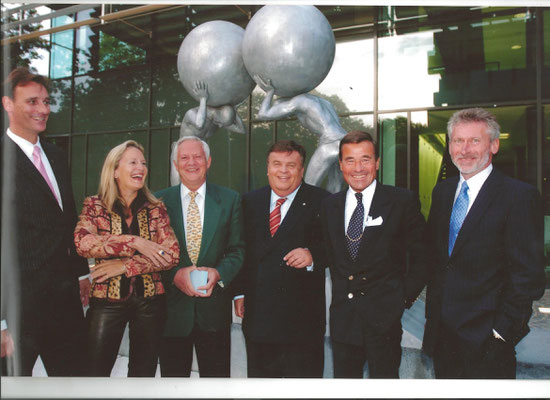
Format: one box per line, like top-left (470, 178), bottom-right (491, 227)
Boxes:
top-left (155, 183), bottom-right (245, 337)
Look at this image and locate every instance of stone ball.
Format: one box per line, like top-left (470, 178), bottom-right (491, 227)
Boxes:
top-left (242, 5), bottom-right (335, 97)
top-left (177, 21), bottom-right (255, 107)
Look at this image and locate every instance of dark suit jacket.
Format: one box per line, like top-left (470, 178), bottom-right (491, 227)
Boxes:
top-left (423, 169), bottom-right (545, 351)
top-left (0, 135), bottom-right (88, 340)
top-left (234, 183), bottom-right (330, 344)
top-left (155, 183), bottom-right (244, 337)
top-left (321, 183), bottom-right (428, 346)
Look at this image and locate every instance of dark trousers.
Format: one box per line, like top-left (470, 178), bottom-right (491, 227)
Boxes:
top-left (246, 336), bottom-right (324, 378)
top-left (159, 326), bottom-right (231, 377)
top-left (2, 318), bottom-right (86, 376)
top-left (332, 320), bottom-right (402, 379)
top-left (86, 295), bottom-right (166, 377)
top-left (433, 323), bottom-right (516, 379)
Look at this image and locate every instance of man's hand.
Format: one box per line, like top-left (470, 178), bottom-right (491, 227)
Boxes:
top-left (1, 329), bottom-right (14, 358)
top-left (79, 278), bottom-right (91, 307)
top-left (173, 265), bottom-right (203, 297)
top-left (91, 259), bottom-right (126, 283)
top-left (283, 248), bottom-right (312, 269)
top-left (234, 297), bottom-right (245, 318)
top-left (196, 267), bottom-right (221, 297)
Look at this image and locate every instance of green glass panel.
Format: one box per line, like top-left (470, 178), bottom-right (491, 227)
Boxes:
top-left (378, 113), bottom-right (407, 189)
top-left (71, 135), bottom-right (87, 212)
top-left (249, 122), bottom-right (274, 191)
top-left (46, 78), bottom-right (72, 134)
top-left (208, 128), bottom-right (247, 193)
top-left (85, 131), bottom-right (148, 197)
top-left (151, 62), bottom-right (194, 128)
top-left (73, 69), bottom-right (150, 133)
top-left (148, 128), bottom-right (172, 192)
top-left (50, 16), bottom-right (74, 79)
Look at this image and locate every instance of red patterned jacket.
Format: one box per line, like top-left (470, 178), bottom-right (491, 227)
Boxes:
top-left (74, 194), bottom-right (179, 301)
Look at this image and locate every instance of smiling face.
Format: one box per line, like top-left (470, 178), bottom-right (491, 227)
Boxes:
top-left (267, 150), bottom-right (304, 197)
top-left (115, 146), bottom-right (148, 198)
top-left (449, 121), bottom-right (499, 180)
top-left (2, 81), bottom-right (50, 143)
top-left (174, 139), bottom-right (211, 191)
top-left (339, 141), bottom-right (379, 192)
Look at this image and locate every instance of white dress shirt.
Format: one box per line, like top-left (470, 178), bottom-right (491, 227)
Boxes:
top-left (6, 128), bottom-right (63, 210)
top-left (179, 181), bottom-right (207, 235)
top-left (344, 179), bottom-right (377, 232)
top-left (453, 164), bottom-right (493, 214)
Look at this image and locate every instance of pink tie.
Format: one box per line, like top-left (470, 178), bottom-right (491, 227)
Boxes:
top-left (32, 146), bottom-right (60, 204)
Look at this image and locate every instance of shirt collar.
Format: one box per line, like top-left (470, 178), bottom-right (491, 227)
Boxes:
top-left (346, 179), bottom-right (377, 202)
top-left (270, 183), bottom-right (302, 206)
top-left (459, 164), bottom-right (493, 192)
top-left (180, 181), bottom-right (207, 199)
top-left (6, 128), bottom-right (43, 159)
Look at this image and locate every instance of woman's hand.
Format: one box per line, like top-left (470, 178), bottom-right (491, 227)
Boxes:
top-left (91, 259), bottom-right (126, 283)
top-left (131, 236), bottom-right (172, 267)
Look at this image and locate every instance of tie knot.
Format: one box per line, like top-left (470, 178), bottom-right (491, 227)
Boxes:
top-left (189, 191), bottom-right (197, 201)
top-left (33, 145), bottom-right (41, 158)
top-left (460, 181), bottom-right (469, 193)
top-left (276, 197), bottom-right (286, 207)
top-left (355, 192), bottom-right (363, 203)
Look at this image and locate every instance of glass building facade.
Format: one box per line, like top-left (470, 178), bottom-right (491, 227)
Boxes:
top-left (2, 4), bottom-right (550, 283)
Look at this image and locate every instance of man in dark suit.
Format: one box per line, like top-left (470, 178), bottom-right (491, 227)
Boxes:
top-left (422, 108), bottom-right (545, 379)
top-left (1, 68), bottom-right (90, 376)
top-left (320, 130), bottom-right (428, 378)
top-left (233, 140), bottom-right (329, 378)
top-left (157, 136), bottom-right (244, 377)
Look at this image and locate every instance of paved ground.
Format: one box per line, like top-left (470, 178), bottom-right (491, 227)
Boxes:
top-left (31, 288), bottom-right (550, 378)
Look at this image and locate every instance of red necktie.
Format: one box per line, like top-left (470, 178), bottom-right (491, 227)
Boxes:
top-left (269, 197), bottom-right (286, 236)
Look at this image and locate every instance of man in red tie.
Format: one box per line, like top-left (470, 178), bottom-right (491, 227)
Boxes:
top-left (233, 140), bottom-right (330, 377)
top-left (1, 68), bottom-right (90, 376)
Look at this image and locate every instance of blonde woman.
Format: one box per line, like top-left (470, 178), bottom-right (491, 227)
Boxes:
top-left (74, 140), bottom-right (179, 376)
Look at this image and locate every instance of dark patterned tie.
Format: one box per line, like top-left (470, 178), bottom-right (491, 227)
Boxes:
top-left (269, 197), bottom-right (286, 236)
top-left (346, 192), bottom-right (364, 260)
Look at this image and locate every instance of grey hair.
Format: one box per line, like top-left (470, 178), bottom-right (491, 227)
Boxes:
top-left (169, 136), bottom-right (211, 186)
top-left (447, 108), bottom-right (500, 141)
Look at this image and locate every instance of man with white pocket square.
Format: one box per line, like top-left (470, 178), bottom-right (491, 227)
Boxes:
top-left (320, 130), bottom-right (429, 378)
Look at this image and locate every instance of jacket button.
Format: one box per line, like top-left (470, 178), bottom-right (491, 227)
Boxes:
top-left (348, 275), bottom-right (354, 281)
top-left (348, 292), bottom-right (354, 299)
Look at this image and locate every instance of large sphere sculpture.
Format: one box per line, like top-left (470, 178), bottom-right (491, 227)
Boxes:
top-left (177, 21), bottom-right (255, 107)
top-left (242, 5), bottom-right (336, 98)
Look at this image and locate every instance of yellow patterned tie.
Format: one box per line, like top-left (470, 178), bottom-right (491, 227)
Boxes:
top-left (186, 191), bottom-right (202, 265)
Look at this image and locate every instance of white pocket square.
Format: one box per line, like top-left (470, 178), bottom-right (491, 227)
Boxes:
top-left (366, 216), bottom-right (383, 226)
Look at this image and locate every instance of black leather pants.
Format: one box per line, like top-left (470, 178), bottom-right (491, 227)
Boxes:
top-left (86, 295), bottom-right (166, 377)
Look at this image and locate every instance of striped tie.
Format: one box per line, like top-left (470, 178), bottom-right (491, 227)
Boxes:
top-left (269, 197), bottom-right (286, 237)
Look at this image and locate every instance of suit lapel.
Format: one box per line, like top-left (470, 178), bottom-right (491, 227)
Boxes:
top-left (163, 185), bottom-right (189, 263)
top-left (11, 138), bottom-right (60, 207)
top-left (451, 170), bottom-right (501, 257)
top-left (437, 177), bottom-right (458, 261)
top-left (273, 183), bottom-right (309, 240)
top-left (356, 183), bottom-right (392, 260)
top-left (199, 183), bottom-right (222, 264)
top-left (327, 190), bottom-right (351, 263)
top-left (41, 142), bottom-right (64, 209)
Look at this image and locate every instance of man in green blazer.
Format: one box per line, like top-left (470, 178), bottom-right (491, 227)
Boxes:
top-left (156, 136), bottom-right (244, 377)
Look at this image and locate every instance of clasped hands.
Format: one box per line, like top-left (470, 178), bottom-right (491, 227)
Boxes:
top-left (173, 265), bottom-right (221, 298)
top-left (91, 236), bottom-right (171, 283)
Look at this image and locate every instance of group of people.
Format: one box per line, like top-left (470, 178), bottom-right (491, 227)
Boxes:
top-left (1, 67), bottom-right (545, 380)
